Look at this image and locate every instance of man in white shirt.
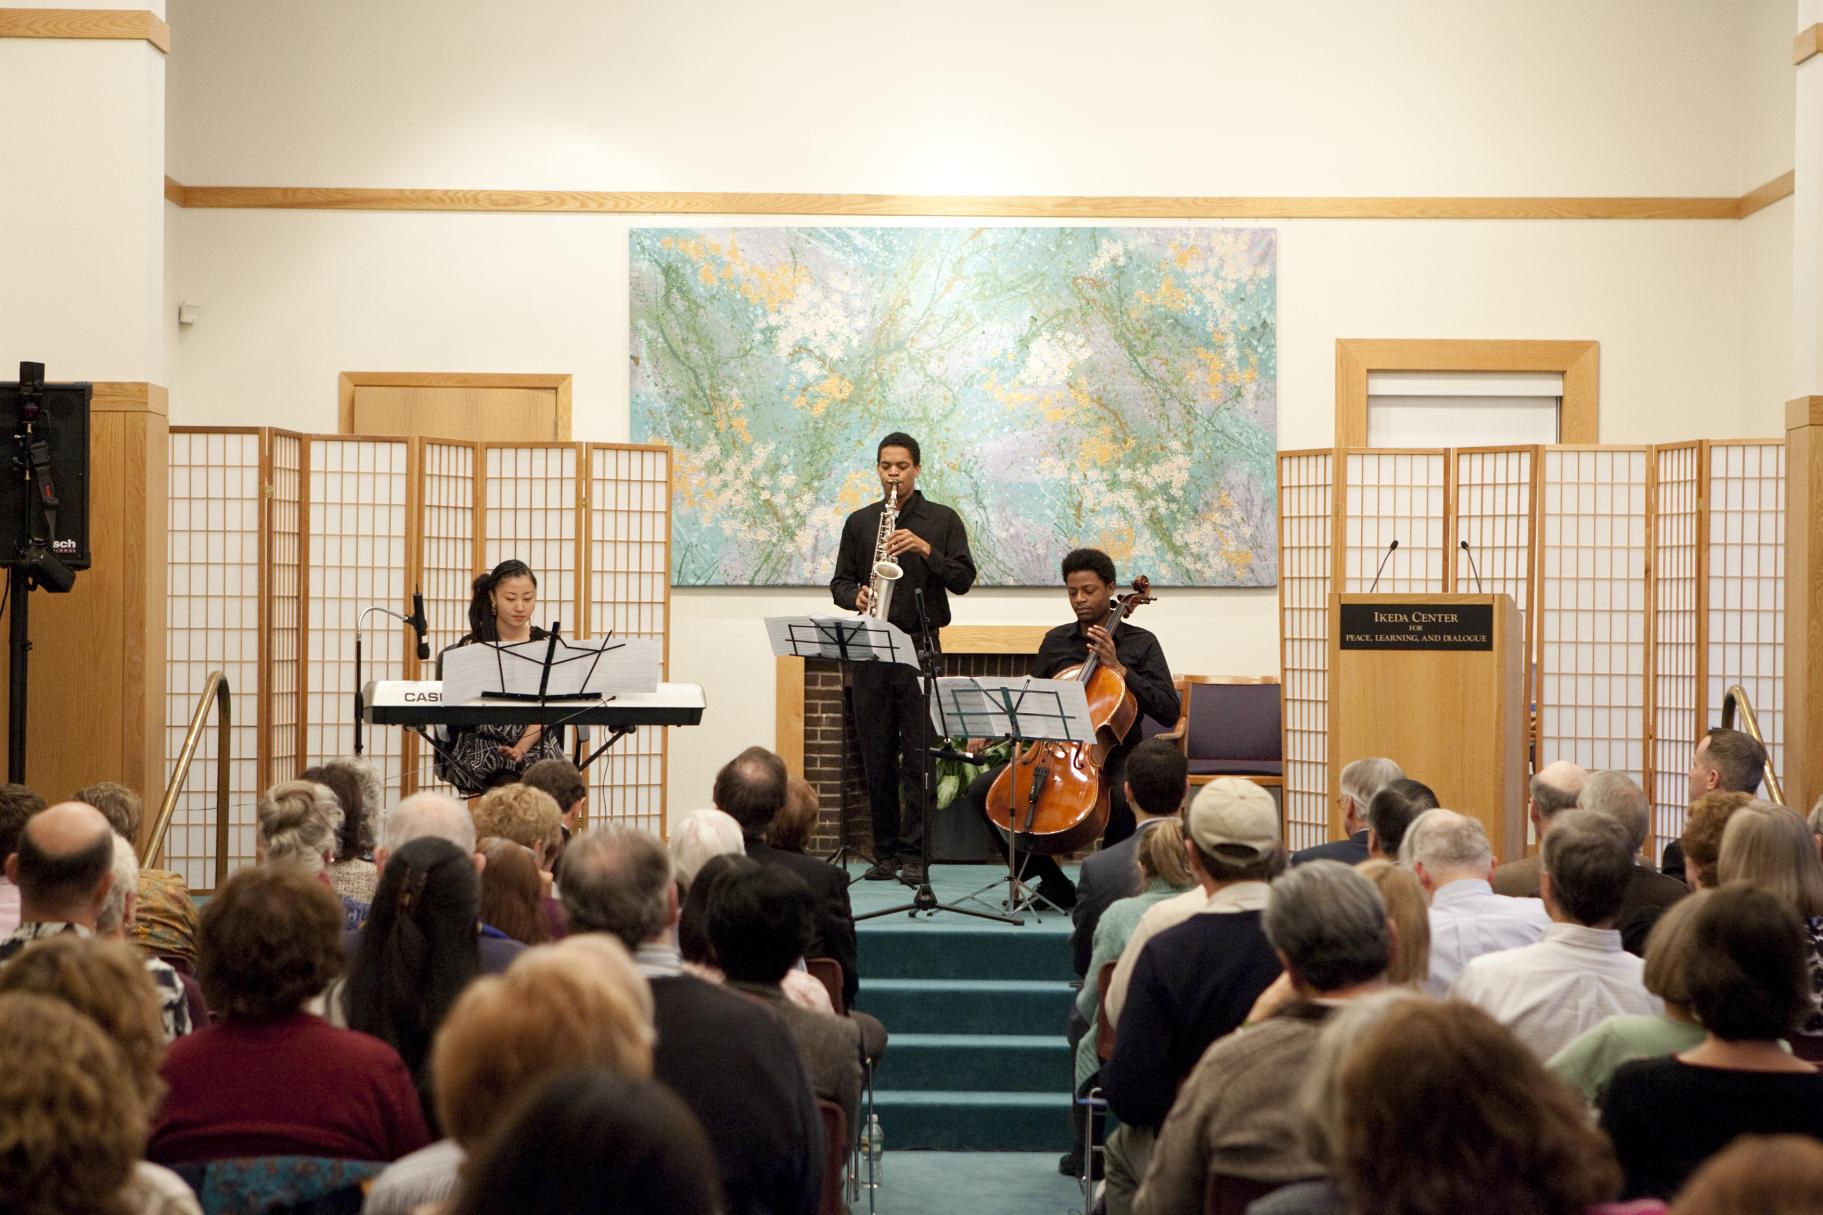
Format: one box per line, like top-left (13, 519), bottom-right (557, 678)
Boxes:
top-left (1452, 809), bottom-right (1659, 1059)
top-left (1406, 808), bottom-right (1550, 995)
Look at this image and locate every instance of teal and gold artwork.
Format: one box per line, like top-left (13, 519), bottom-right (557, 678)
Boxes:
top-left (630, 226), bottom-right (1277, 587)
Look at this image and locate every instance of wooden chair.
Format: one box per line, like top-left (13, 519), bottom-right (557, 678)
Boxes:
top-left (1204, 1172), bottom-right (1285, 1215)
top-left (1181, 675), bottom-right (1283, 789)
top-left (816, 1099), bottom-right (850, 1215)
top-left (1139, 676), bottom-right (1191, 754)
top-left (806, 956), bottom-right (846, 1014)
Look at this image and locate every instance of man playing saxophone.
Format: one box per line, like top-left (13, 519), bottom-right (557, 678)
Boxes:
top-left (830, 433), bottom-right (976, 885)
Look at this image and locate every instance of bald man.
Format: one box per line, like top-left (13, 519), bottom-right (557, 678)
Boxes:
top-left (1491, 761), bottom-right (1588, 898)
top-left (0, 801), bottom-right (117, 963)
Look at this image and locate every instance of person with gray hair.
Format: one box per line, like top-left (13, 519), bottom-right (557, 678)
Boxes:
top-left (1133, 862), bottom-right (1391, 1215)
top-left (255, 780), bottom-right (343, 874)
top-left (90, 833), bottom-right (194, 1040)
top-left (1405, 808), bottom-right (1549, 995)
top-left (1569, 771), bottom-right (1690, 955)
top-left (1293, 757), bottom-right (1403, 866)
top-left (667, 809), bottom-right (745, 891)
top-left (560, 826), bottom-right (824, 1215)
top-left (356, 791), bottom-right (521, 975)
top-left (1492, 760), bottom-right (1587, 897)
top-left (1453, 809), bottom-right (1659, 1059)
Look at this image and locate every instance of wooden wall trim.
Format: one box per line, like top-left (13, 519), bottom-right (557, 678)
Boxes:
top-left (163, 176), bottom-right (187, 206)
top-left (1797, 23), bottom-right (1823, 65)
top-left (160, 182), bottom-right (1774, 222)
top-left (1790, 396), bottom-right (1823, 429)
top-left (776, 656), bottom-right (805, 775)
top-left (1335, 340), bottom-right (1599, 448)
top-left (1740, 171), bottom-right (1796, 218)
top-left (0, 7), bottom-right (168, 53)
top-left (91, 381), bottom-right (167, 416)
top-left (938, 625), bottom-right (1054, 653)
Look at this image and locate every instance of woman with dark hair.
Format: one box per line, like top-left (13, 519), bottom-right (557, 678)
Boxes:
top-left (678, 853), bottom-right (761, 974)
top-left (301, 758), bottom-right (381, 905)
top-left (151, 867), bottom-right (430, 1164)
top-left (449, 1067), bottom-right (722, 1215)
top-left (477, 837), bottom-right (551, 946)
top-left (436, 559), bottom-right (566, 794)
top-left (1601, 883), bottom-right (1823, 1199)
top-left (332, 837), bottom-right (482, 1118)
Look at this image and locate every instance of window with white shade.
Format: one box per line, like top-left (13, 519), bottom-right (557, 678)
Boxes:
top-left (1368, 373), bottom-right (1562, 448)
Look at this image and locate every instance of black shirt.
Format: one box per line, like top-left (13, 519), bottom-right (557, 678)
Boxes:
top-left (1600, 1056), bottom-right (1823, 1199)
top-left (1033, 620), bottom-right (1179, 748)
top-left (830, 490), bottom-right (975, 639)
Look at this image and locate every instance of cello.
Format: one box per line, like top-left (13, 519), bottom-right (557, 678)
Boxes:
top-left (984, 576), bottom-right (1156, 854)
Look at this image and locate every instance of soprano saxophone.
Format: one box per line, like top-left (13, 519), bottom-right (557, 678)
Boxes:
top-left (864, 484), bottom-right (904, 620)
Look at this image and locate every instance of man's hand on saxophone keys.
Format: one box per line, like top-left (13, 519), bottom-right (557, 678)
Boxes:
top-left (854, 585), bottom-right (872, 614)
top-left (885, 529), bottom-right (930, 559)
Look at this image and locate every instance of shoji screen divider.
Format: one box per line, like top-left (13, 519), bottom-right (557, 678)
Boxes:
top-left (409, 440), bottom-right (480, 796)
top-left (1334, 450), bottom-right (1449, 594)
top-left (1650, 443), bottom-right (1703, 857)
top-left (1453, 447), bottom-right (1540, 731)
top-left (1276, 450), bottom-right (1336, 852)
top-left (1704, 441), bottom-right (1786, 785)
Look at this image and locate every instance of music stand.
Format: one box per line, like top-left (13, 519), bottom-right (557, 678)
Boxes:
top-left (934, 677), bottom-right (1096, 920)
top-left (766, 615), bottom-right (920, 873)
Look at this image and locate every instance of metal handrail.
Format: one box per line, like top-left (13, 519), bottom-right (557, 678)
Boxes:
top-left (146, 673), bottom-right (232, 889)
top-left (1720, 684), bottom-right (1785, 806)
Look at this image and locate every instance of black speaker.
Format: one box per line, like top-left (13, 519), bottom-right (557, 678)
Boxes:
top-left (0, 374), bottom-right (92, 571)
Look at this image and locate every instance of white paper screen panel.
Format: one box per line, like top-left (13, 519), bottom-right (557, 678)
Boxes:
top-left (483, 446), bottom-right (581, 630)
top-left (1650, 444), bottom-right (1701, 854)
top-left (1277, 451), bottom-right (1333, 850)
top-left (412, 441), bottom-right (478, 794)
top-left (164, 431), bottom-right (263, 889)
top-left (1453, 447), bottom-right (1534, 614)
top-left (1537, 448), bottom-right (1649, 779)
top-left (586, 444), bottom-right (672, 835)
top-left (1341, 451), bottom-right (1446, 593)
top-left (267, 432), bottom-right (304, 789)
top-left (1705, 442), bottom-right (1785, 782)
top-left (307, 439), bottom-right (410, 793)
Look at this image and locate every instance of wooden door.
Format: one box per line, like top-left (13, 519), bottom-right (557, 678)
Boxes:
top-left (338, 373), bottom-right (571, 442)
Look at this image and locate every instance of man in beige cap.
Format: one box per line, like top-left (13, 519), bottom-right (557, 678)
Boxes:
top-left (1097, 778), bottom-right (1287, 1215)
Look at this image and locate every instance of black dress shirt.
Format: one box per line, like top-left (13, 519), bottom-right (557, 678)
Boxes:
top-left (1033, 620), bottom-right (1178, 747)
top-left (830, 490), bottom-right (975, 640)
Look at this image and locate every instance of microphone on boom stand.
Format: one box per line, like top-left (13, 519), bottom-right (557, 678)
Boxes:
top-left (1459, 539), bottom-right (1486, 593)
top-left (1367, 539), bottom-right (1399, 593)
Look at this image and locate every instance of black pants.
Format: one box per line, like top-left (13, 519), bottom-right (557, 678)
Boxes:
top-left (850, 663), bottom-right (931, 861)
top-left (966, 745), bottom-right (1136, 887)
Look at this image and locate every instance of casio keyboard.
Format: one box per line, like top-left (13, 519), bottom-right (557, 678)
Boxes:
top-left (362, 680), bottom-right (706, 770)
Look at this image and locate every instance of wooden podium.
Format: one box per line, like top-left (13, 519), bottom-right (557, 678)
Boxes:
top-left (1327, 593), bottom-right (1525, 862)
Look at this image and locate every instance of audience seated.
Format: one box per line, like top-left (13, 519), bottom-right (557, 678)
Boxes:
top-left (0, 991), bottom-right (201, 1215)
top-left (714, 746), bottom-right (861, 1010)
top-left (1669, 1134), bottom-right (1823, 1215)
top-left (1716, 801), bottom-right (1823, 1052)
top-left (1678, 790), bottom-right (1759, 891)
top-left (98, 834), bottom-right (194, 1038)
top-left (1547, 888), bottom-right (1706, 1107)
top-left (0, 801), bottom-right (118, 965)
top-left (327, 836), bottom-right (482, 1121)
top-left (0, 782), bottom-right (46, 937)
top-left (363, 934), bottom-right (655, 1215)
top-left (74, 780), bottom-right (200, 970)
top-left (0, 935), bottom-right (170, 1112)
top-left (1403, 808), bottom-right (1548, 994)
top-left (1292, 756), bottom-right (1402, 867)
top-left (1333, 1000), bottom-right (1623, 1215)
top-left (1100, 778), bottom-right (1287, 1215)
top-left (1663, 728), bottom-right (1768, 881)
top-left (768, 774), bottom-right (822, 850)
top-left (1354, 859), bottom-right (1429, 987)
top-left (299, 759), bottom-right (382, 906)
top-left (707, 863), bottom-right (864, 1138)
top-left (1600, 884), bottom-right (1823, 1200)
top-left (519, 756), bottom-right (587, 870)
top-left (369, 792), bottom-right (524, 975)
top-left (678, 852), bottom-right (756, 975)
top-left (1490, 759), bottom-right (1588, 896)
top-left (447, 1067), bottom-right (723, 1215)
top-left (1073, 738), bottom-right (1191, 976)
top-left (1074, 819), bottom-right (1196, 1105)
top-left (257, 779), bottom-right (365, 929)
top-left (559, 826), bottom-right (824, 1215)
top-left (1576, 771), bottom-right (1693, 954)
top-left (470, 783), bottom-right (566, 938)
top-left (1135, 861), bottom-right (1391, 1215)
top-left (476, 836), bottom-right (552, 945)
top-left (1454, 810), bottom-right (1658, 1058)
top-left (150, 866), bottom-right (430, 1165)
top-left (1363, 778), bottom-right (1438, 860)
top-left (1244, 990), bottom-right (1427, 1215)
top-left (668, 807), bottom-right (746, 888)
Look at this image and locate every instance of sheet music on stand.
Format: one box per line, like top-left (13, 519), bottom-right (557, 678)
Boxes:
top-left (763, 615), bottom-right (922, 668)
top-left (441, 635), bottom-right (661, 707)
top-left (931, 676), bottom-right (1096, 745)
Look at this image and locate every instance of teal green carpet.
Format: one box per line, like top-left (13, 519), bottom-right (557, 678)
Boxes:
top-left (849, 862), bottom-right (1080, 1156)
top-left (868, 1150), bottom-right (1086, 1215)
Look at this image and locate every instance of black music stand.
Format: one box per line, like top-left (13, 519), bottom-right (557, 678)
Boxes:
top-left (765, 615), bottom-right (921, 876)
top-left (937, 677), bottom-right (1096, 920)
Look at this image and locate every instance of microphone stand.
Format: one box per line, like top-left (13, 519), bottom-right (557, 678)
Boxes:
top-left (856, 587), bottom-right (1017, 925)
top-left (354, 603), bottom-right (426, 756)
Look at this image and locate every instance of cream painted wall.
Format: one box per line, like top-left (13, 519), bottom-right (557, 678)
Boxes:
top-left (157, 0), bottom-right (1802, 821)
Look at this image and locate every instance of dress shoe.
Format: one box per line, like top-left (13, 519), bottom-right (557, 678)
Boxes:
top-left (1038, 876), bottom-right (1078, 911)
top-left (861, 858), bottom-right (900, 881)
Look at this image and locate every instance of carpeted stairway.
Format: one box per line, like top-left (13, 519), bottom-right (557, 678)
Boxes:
top-left (850, 866), bottom-right (1079, 1151)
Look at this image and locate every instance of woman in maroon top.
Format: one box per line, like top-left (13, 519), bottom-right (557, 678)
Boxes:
top-left (150, 866), bottom-right (431, 1165)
